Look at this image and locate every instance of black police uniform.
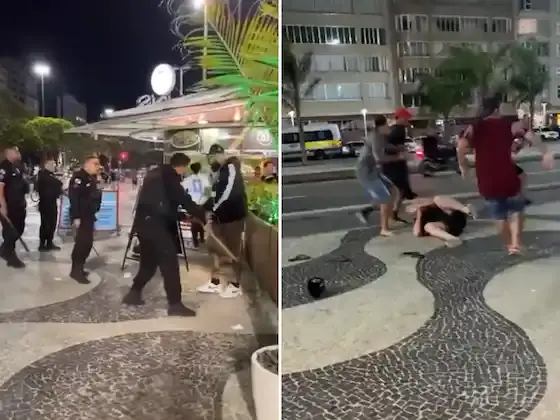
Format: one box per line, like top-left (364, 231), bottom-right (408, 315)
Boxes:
top-left (122, 164), bottom-right (204, 317)
top-left (0, 159), bottom-right (29, 268)
top-left (37, 168), bottom-right (63, 250)
top-left (68, 168), bottom-right (102, 284)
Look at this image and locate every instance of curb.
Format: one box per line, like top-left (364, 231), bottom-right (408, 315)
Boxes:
top-left (283, 154), bottom-right (545, 185)
top-left (282, 181), bottom-right (560, 220)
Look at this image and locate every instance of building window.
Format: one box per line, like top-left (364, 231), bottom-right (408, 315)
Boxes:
top-left (283, 25), bottom-right (357, 44)
top-left (397, 41), bottom-right (429, 57)
top-left (491, 18), bottom-right (512, 33)
top-left (360, 28), bottom-right (386, 45)
top-left (521, 0), bottom-right (532, 10)
top-left (556, 44), bottom-right (560, 57)
top-left (461, 17), bottom-right (488, 32)
top-left (434, 16), bottom-right (461, 32)
top-left (363, 56), bottom-right (389, 72)
top-left (557, 85), bottom-right (560, 98)
top-left (402, 94), bottom-right (424, 107)
top-left (395, 14), bottom-right (429, 32)
top-left (366, 83), bottom-right (387, 98)
top-left (557, 22), bottom-right (560, 35)
top-left (555, 67), bottom-right (560, 76)
top-left (313, 55), bottom-right (345, 72)
top-left (523, 41), bottom-right (549, 57)
top-left (311, 83), bottom-right (361, 101)
top-left (344, 56), bottom-right (360, 72)
top-left (398, 68), bottom-right (430, 83)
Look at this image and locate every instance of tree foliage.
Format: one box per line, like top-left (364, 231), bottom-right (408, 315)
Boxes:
top-left (282, 44), bottom-right (321, 163)
top-left (418, 40), bottom-right (546, 132)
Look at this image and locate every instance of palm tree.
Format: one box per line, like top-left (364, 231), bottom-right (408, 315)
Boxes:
top-left (282, 43), bottom-right (320, 164)
top-left (439, 43), bottom-right (512, 105)
top-left (416, 69), bottom-right (472, 140)
top-left (183, 0), bottom-right (278, 147)
top-left (507, 40), bottom-right (549, 127)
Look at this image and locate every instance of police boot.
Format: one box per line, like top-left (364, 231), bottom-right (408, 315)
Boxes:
top-left (6, 254), bottom-right (25, 269)
top-left (70, 266), bottom-right (90, 284)
top-left (46, 242), bottom-right (61, 251)
top-left (122, 289), bottom-right (145, 306)
top-left (168, 302), bottom-right (196, 317)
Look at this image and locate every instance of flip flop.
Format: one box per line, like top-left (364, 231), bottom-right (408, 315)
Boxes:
top-left (507, 246), bottom-right (523, 256)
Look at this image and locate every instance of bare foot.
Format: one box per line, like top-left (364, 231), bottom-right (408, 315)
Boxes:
top-left (380, 230), bottom-right (394, 237)
top-left (445, 237), bottom-right (463, 248)
top-left (507, 245), bottom-right (523, 255)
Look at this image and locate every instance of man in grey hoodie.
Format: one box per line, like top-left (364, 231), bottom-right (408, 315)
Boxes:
top-left (355, 115), bottom-right (399, 236)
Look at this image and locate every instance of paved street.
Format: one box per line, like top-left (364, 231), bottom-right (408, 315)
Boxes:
top-left (0, 183), bottom-right (276, 420)
top-left (282, 196), bottom-right (560, 420)
top-left (283, 160), bottom-right (560, 217)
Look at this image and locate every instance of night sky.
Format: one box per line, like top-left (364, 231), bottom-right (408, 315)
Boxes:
top-left (0, 0), bottom-right (194, 121)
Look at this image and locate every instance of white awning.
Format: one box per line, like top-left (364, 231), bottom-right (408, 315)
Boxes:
top-left (66, 88), bottom-right (246, 142)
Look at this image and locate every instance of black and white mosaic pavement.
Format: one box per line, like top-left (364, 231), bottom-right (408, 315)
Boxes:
top-left (0, 259), bottom-right (194, 323)
top-left (282, 230), bottom-right (560, 420)
top-left (0, 330), bottom-right (271, 420)
top-left (282, 228), bottom-right (386, 308)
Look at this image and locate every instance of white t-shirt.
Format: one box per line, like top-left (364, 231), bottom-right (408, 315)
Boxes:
top-left (182, 173), bottom-right (211, 205)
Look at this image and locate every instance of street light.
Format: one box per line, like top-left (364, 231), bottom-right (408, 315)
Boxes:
top-left (193, 0), bottom-right (209, 81)
top-left (288, 110), bottom-right (295, 126)
top-left (32, 62), bottom-right (51, 116)
top-left (361, 108), bottom-right (368, 138)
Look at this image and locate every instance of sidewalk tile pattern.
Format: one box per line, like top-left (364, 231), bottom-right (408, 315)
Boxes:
top-left (282, 231), bottom-right (558, 420)
top-left (282, 228), bottom-right (386, 309)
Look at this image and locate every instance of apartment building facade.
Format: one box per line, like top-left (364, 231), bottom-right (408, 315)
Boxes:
top-left (516, 0), bottom-right (560, 114)
top-left (0, 57), bottom-right (39, 115)
top-left (283, 0), bottom-right (517, 121)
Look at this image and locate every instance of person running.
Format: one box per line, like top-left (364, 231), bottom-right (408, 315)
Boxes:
top-left (407, 195), bottom-right (475, 247)
top-left (355, 115), bottom-right (399, 236)
top-left (384, 107), bottom-right (417, 223)
top-left (457, 96), bottom-right (554, 255)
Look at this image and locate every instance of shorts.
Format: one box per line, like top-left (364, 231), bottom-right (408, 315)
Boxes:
top-left (483, 196), bottom-right (526, 221)
top-left (515, 165), bottom-right (524, 176)
top-left (419, 206), bottom-right (467, 237)
top-left (359, 174), bottom-right (393, 204)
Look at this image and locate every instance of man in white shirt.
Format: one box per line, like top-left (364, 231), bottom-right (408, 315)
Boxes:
top-left (182, 162), bottom-right (211, 247)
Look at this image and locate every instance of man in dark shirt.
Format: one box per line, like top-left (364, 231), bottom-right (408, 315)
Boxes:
top-left (0, 146), bottom-right (28, 268)
top-left (37, 158), bottom-right (63, 251)
top-left (122, 153), bottom-right (205, 317)
top-left (458, 96), bottom-right (554, 254)
top-left (68, 155), bottom-right (102, 283)
top-left (383, 108), bottom-right (417, 222)
top-left (197, 144), bottom-right (247, 299)
top-left (261, 160), bottom-right (278, 183)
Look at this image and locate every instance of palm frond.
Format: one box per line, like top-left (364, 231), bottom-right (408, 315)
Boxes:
top-left (182, 0), bottom-right (278, 147)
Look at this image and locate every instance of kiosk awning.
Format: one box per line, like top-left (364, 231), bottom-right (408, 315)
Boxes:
top-left (66, 88), bottom-right (246, 142)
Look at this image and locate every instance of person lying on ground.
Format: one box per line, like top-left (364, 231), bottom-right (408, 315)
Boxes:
top-left (407, 195), bottom-right (476, 247)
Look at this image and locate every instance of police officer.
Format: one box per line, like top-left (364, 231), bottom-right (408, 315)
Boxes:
top-left (37, 158), bottom-right (63, 251)
top-left (121, 153), bottom-right (204, 317)
top-left (0, 146), bottom-right (29, 268)
top-left (68, 155), bottom-right (102, 284)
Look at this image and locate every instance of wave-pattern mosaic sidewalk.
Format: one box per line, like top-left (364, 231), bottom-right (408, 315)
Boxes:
top-left (281, 203), bottom-right (560, 420)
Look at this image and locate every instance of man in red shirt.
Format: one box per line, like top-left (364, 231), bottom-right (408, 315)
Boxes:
top-left (457, 96), bottom-right (554, 254)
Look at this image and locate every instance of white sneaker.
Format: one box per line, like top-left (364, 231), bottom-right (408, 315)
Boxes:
top-left (197, 281), bottom-right (221, 294)
top-left (220, 284), bottom-right (242, 298)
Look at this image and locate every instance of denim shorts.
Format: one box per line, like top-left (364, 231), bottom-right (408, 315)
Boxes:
top-left (359, 174), bottom-right (393, 204)
top-left (483, 196), bottom-right (526, 220)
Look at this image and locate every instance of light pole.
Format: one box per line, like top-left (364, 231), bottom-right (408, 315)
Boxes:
top-left (288, 110), bottom-right (295, 126)
top-left (193, 0), bottom-right (208, 81)
top-left (361, 108), bottom-right (368, 138)
top-left (32, 62), bottom-right (51, 116)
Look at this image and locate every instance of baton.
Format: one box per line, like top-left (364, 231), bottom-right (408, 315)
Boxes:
top-left (189, 217), bottom-right (240, 263)
top-left (0, 212), bottom-right (30, 252)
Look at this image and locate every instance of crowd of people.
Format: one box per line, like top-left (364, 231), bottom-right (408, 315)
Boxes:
top-left (0, 144), bottom-right (274, 317)
top-left (356, 97), bottom-right (554, 253)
